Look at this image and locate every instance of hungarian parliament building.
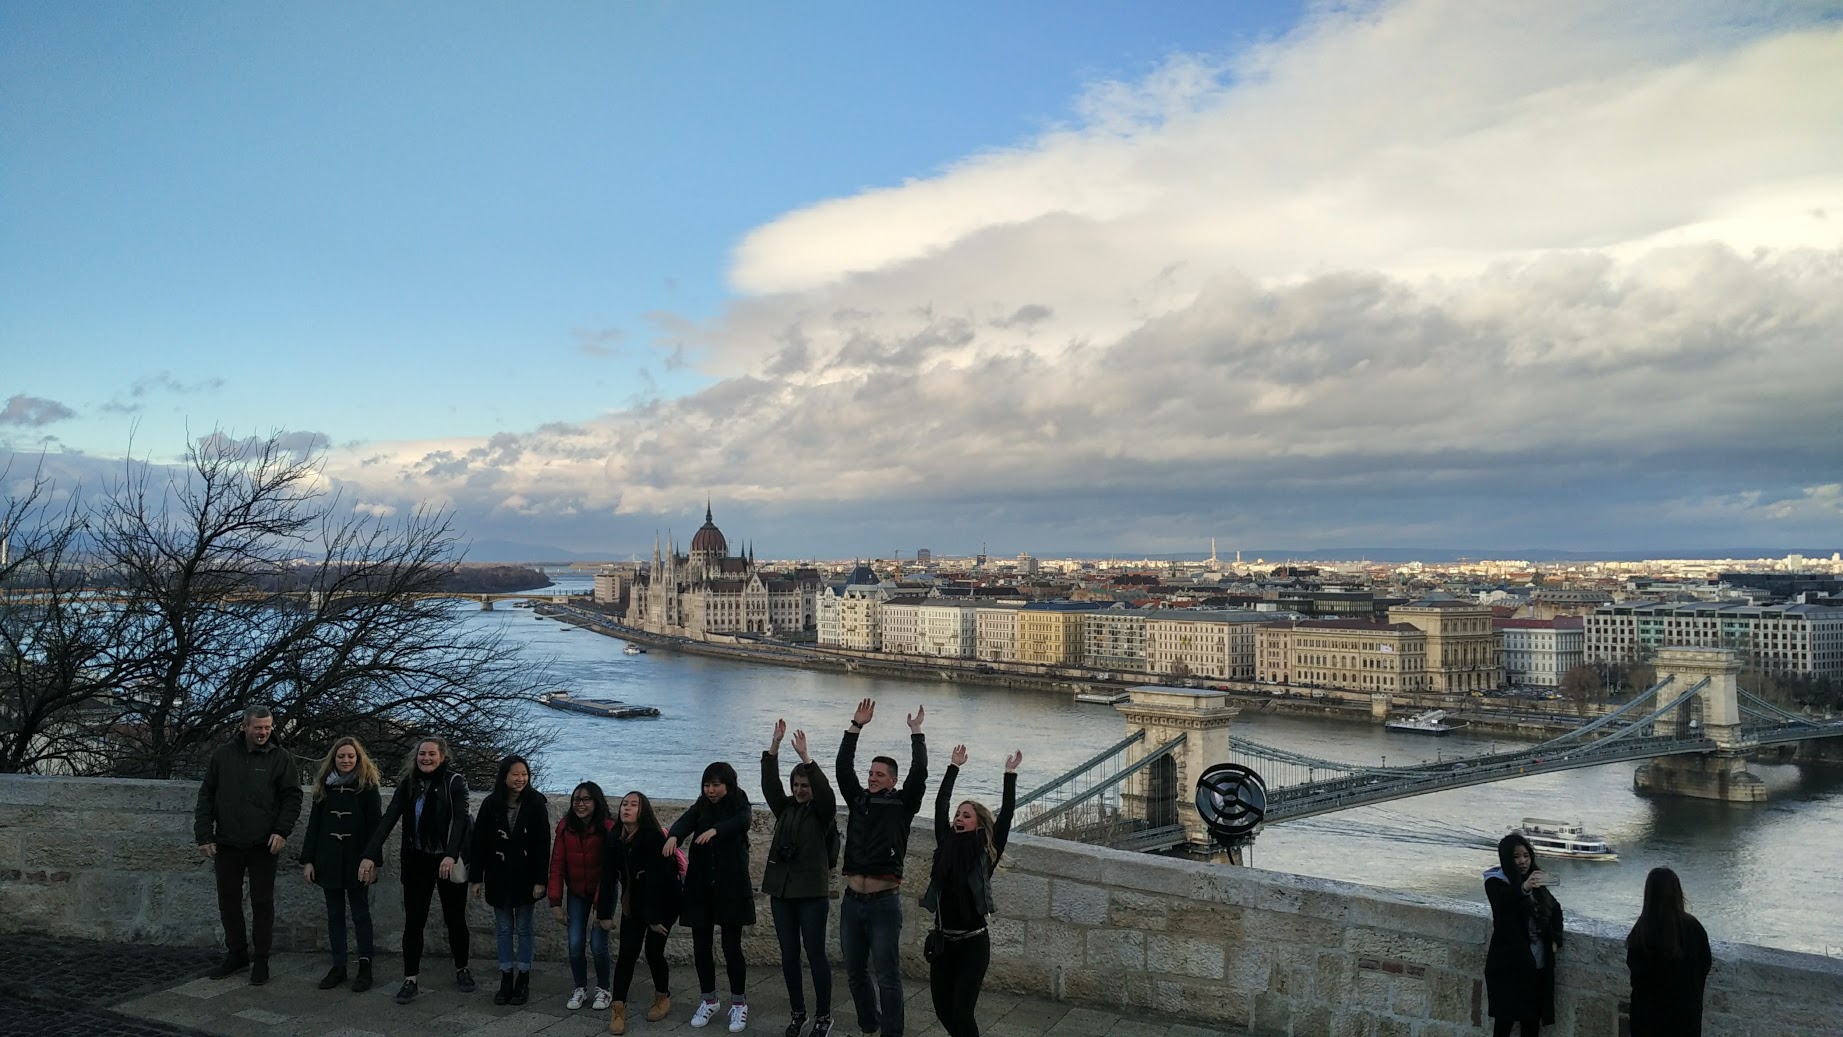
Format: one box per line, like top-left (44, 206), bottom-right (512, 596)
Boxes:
top-left (626, 505), bottom-right (822, 639)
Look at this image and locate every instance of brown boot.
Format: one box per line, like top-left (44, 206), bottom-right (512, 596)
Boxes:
top-left (645, 993), bottom-right (672, 1022)
top-left (608, 1001), bottom-right (627, 1035)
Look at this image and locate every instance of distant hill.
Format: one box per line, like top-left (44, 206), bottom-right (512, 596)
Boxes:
top-left (461, 539), bottom-right (613, 564)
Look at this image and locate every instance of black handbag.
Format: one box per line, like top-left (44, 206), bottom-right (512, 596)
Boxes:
top-left (923, 926), bottom-right (945, 963)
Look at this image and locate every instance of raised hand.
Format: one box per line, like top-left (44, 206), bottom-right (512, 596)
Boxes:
top-left (1006, 749), bottom-right (1024, 773)
top-left (852, 698), bottom-right (875, 728)
top-left (907, 704), bottom-right (926, 733)
top-left (771, 718), bottom-right (787, 751)
top-left (792, 729), bottom-right (810, 762)
top-left (950, 744), bottom-right (968, 767)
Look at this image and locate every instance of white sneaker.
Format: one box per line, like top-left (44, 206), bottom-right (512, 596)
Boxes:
top-left (728, 1003), bottom-right (749, 1033)
top-left (691, 1001), bottom-right (720, 1028)
top-left (592, 988), bottom-right (613, 1011)
top-left (567, 987), bottom-right (588, 1010)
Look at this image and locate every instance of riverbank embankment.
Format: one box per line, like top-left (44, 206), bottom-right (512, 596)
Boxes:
top-left (537, 602), bottom-right (1585, 739)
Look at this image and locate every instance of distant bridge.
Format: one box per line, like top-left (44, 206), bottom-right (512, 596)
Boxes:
top-left (0, 588), bottom-right (570, 610)
top-left (1019, 647), bottom-right (1843, 855)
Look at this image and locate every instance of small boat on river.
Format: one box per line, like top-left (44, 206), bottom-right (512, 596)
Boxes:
top-left (537, 692), bottom-right (660, 719)
top-left (1512, 817), bottom-right (1618, 861)
top-left (1386, 708), bottom-right (1465, 735)
top-left (1074, 689), bottom-right (1130, 705)
top-left (623, 644), bottom-right (646, 655)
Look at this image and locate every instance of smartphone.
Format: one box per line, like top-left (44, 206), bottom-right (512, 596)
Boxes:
top-left (1537, 871), bottom-right (1561, 887)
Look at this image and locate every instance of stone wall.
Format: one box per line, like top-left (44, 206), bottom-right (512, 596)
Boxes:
top-left (4, 775), bottom-right (1841, 1036)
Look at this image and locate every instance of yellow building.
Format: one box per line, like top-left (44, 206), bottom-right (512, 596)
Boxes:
top-left (1388, 597), bottom-right (1504, 693)
top-left (1255, 621), bottom-right (1430, 691)
top-left (1014, 608), bottom-right (1087, 666)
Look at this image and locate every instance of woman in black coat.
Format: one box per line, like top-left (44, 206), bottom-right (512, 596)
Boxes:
top-left (664, 761), bottom-right (757, 1031)
top-left (1626, 866), bottom-right (1713, 1036)
top-left (1483, 832), bottom-right (1564, 1036)
top-left (761, 721), bottom-right (839, 1037)
top-left (919, 746), bottom-right (1020, 1037)
top-left (598, 791), bottom-right (683, 1034)
top-left (301, 736), bottom-right (384, 992)
top-left (470, 755), bottom-right (551, 1006)
top-left (359, 735), bottom-right (474, 1005)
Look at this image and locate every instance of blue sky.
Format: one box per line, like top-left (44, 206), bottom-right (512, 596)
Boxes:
top-left (5, 1), bottom-right (1843, 560)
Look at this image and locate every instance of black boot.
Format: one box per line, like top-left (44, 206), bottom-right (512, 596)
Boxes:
top-left (210, 949), bottom-right (250, 979)
top-left (318, 964), bottom-right (348, 990)
top-left (785, 1010), bottom-right (808, 1037)
top-left (352, 959), bottom-right (373, 993)
top-left (510, 970), bottom-right (530, 1006)
top-left (250, 959), bottom-right (270, 986)
top-left (494, 970), bottom-right (514, 1006)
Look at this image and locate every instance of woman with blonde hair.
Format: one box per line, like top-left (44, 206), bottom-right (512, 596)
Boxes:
top-left (301, 736), bottom-right (384, 992)
top-left (919, 746), bottom-right (1021, 1037)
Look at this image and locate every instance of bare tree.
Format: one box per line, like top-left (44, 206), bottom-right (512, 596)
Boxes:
top-left (0, 467), bottom-right (129, 772)
top-left (93, 433), bottom-right (550, 779)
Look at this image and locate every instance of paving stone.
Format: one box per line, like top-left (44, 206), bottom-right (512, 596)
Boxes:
top-left (233, 1008), bottom-right (293, 1024)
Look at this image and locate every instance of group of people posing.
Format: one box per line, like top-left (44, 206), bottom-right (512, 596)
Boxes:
top-left (1483, 831), bottom-right (1713, 1037)
top-left (195, 699), bottom-right (1021, 1037)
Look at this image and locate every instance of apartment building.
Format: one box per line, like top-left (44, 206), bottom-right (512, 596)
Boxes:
top-left (1256, 620), bottom-right (1431, 691)
top-left (1584, 600), bottom-right (1843, 677)
top-left (1083, 610), bottom-right (1149, 672)
top-left (1495, 617), bottom-right (1585, 687)
top-left (1388, 597), bottom-right (1504, 693)
top-left (916, 600), bottom-right (980, 658)
top-left (975, 604), bottom-right (1022, 662)
top-left (1143, 610), bottom-right (1266, 680)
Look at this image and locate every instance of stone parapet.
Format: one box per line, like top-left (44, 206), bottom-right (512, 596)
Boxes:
top-left (4, 774), bottom-right (1842, 1035)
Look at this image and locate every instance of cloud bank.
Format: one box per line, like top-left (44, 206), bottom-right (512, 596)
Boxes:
top-left (318, 0), bottom-right (1843, 555)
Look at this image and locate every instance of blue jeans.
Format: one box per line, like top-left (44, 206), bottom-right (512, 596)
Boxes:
top-left (840, 890), bottom-right (904, 1037)
top-left (494, 903), bottom-right (536, 972)
top-left (322, 885), bottom-right (373, 965)
top-left (771, 896), bottom-right (832, 1016)
top-left (566, 893), bottom-right (611, 989)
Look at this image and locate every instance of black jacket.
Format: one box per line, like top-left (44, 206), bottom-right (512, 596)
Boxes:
top-left (669, 790), bottom-right (757, 928)
top-left (193, 736), bottom-right (302, 850)
top-left (919, 766), bottom-right (1016, 929)
top-left (1484, 866), bottom-right (1564, 1025)
top-left (1627, 915), bottom-right (1712, 1037)
top-left (363, 766), bottom-right (470, 867)
top-left (301, 781), bottom-right (383, 890)
top-left (760, 752), bottom-right (838, 900)
top-left (836, 730), bottom-right (927, 878)
top-left (472, 789), bottom-right (551, 908)
top-left (597, 823), bottom-right (682, 928)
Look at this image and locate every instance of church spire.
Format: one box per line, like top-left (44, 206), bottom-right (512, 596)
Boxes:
top-left (705, 498), bottom-right (712, 524)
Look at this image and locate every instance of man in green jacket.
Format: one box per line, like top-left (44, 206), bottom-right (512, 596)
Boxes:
top-left (194, 705), bottom-right (302, 985)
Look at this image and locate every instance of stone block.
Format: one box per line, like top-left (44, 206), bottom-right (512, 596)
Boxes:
top-left (1222, 943), bottom-right (1272, 993)
top-left (1164, 901), bottom-right (1241, 940)
top-left (0, 830), bottom-right (21, 869)
top-left (989, 916), bottom-right (1028, 952)
top-left (1145, 933), bottom-right (1223, 980)
top-left (1372, 1017), bottom-right (1411, 1037)
top-left (23, 829), bottom-right (115, 869)
top-left (1098, 853), bottom-right (1196, 899)
top-left (1051, 880), bottom-right (1111, 926)
top-left (1108, 890), bottom-right (1169, 931)
top-left (0, 873), bottom-right (76, 931)
top-left (994, 871), bottom-right (1050, 920)
top-left (75, 871), bottom-right (150, 924)
top-left (1250, 991), bottom-right (1290, 1036)
top-left (1009, 838), bottom-right (1123, 883)
top-left (112, 832), bottom-right (211, 871)
top-left (1315, 952), bottom-right (1355, 1003)
top-left (1024, 919), bottom-right (1088, 970)
top-left (1294, 888), bottom-right (1353, 924)
top-left (1387, 978), bottom-right (1429, 1017)
top-left (1241, 910), bottom-right (1342, 949)
top-left (1345, 926), bottom-right (1451, 967)
top-left (1154, 984), bottom-right (1247, 1027)
top-left (1351, 970), bottom-right (1391, 1012)
top-left (1426, 970), bottom-right (1474, 1024)
top-left (1085, 929), bottom-right (1145, 971)
top-left (0, 775), bottom-right (53, 806)
top-left (48, 777), bottom-right (204, 813)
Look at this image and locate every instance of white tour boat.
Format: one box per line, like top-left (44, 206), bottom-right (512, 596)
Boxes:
top-left (1512, 817), bottom-right (1618, 861)
top-left (1385, 708), bottom-right (1465, 735)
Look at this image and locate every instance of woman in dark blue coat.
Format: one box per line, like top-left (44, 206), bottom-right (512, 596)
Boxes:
top-left (470, 755), bottom-right (551, 1006)
top-left (665, 761), bottom-right (757, 1031)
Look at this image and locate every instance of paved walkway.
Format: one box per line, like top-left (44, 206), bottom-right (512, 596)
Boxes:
top-left (108, 951), bottom-right (1238, 1037)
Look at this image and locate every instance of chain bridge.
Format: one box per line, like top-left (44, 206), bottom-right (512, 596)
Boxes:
top-left (1016, 647), bottom-right (1843, 856)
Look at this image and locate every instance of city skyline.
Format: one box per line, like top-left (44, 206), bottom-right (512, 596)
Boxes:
top-left (5, 1), bottom-right (1842, 557)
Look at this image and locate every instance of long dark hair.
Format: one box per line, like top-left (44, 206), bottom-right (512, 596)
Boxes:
top-left (1628, 866), bottom-right (1691, 961)
top-left (620, 790), bottom-right (662, 837)
top-left (1496, 831), bottom-right (1537, 880)
top-left (492, 754), bottom-right (534, 801)
top-left (566, 781), bottom-right (610, 834)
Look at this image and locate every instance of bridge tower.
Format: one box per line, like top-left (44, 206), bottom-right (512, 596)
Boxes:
top-left (1633, 647), bottom-right (1766, 803)
top-left (1116, 687), bottom-right (1240, 855)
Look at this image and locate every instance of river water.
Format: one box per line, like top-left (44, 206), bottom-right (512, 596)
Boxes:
top-left (481, 578), bottom-right (1843, 957)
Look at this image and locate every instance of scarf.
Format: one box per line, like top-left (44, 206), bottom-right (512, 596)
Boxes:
top-left (933, 825), bottom-right (990, 883)
top-left (325, 768), bottom-right (361, 789)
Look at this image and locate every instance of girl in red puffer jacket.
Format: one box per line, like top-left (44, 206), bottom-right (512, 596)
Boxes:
top-left (550, 781), bottom-right (616, 1011)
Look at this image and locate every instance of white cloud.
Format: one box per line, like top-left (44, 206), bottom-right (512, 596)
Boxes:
top-left (321, 0), bottom-right (1843, 552)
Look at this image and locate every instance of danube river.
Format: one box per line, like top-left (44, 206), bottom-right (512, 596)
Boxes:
top-left (482, 578), bottom-right (1843, 957)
